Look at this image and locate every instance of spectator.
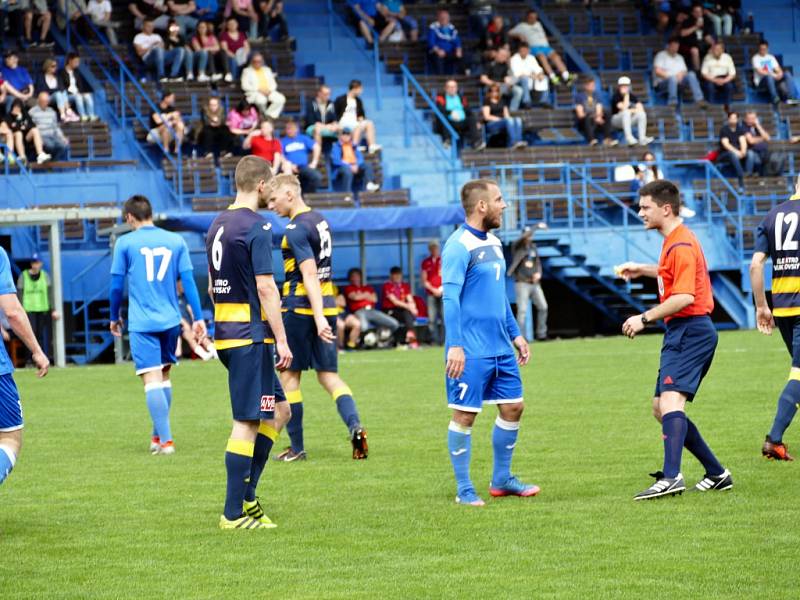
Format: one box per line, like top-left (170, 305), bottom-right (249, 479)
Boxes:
top-left (378, 0), bottom-right (417, 42)
top-left (508, 10), bottom-right (572, 86)
top-left (508, 226), bottom-right (547, 341)
top-left (194, 0), bottom-right (220, 22)
top-left (192, 20), bottom-right (227, 82)
top-left (128, 0), bottom-right (170, 29)
top-left (304, 84), bottom-right (339, 144)
top-left (241, 52), bottom-right (285, 119)
top-left (16, 253), bottom-right (59, 362)
top-left (166, 0), bottom-right (198, 37)
top-left (22, 0), bottom-right (52, 47)
top-left (56, 0), bottom-right (92, 39)
top-left (133, 18), bottom-right (185, 82)
top-left (243, 119), bottom-right (285, 172)
top-left (482, 83), bottom-right (524, 148)
top-left (280, 119), bottom-right (322, 194)
top-left (335, 287), bottom-right (362, 351)
top-left (258, 0), bottom-right (289, 41)
top-left (479, 46), bottom-right (523, 111)
top-left (574, 76), bottom-right (614, 146)
top-left (481, 14), bottom-right (508, 59)
top-left (510, 42), bottom-right (549, 109)
top-left (653, 37), bottom-right (706, 106)
top-left (34, 58), bottom-right (75, 123)
top-left (610, 76), bottom-right (652, 146)
top-left (219, 16), bottom-right (250, 81)
top-left (224, 0), bottom-right (258, 39)
top-left (467, 0), bottom-right (494, 36)
top-left (164, 18), bottom-right (195, 81)
top-left (420, 241), bottom-right (443, 345)
top-left (703, 1), bottom-right (734, 38)
top-left (675, 3), bottom-right (713, 72)
top-left (147, 92), bottom-right (185, 153)
top-left (58, 53), bottom-right (98, 122)
top-left (4, 99), bottom-right (50, 165)
top-left (28, 92), bottom-right (69, 160)
top-left (0, 120), bottom-right (14, 165)
top-left (752, 41), bottom-right (798, 105)
top-left (381, 266), bottom-right (418, 348)
top-left (198, 96), bottom-right (235, 159)
top-left (1, 50), bottom-right (34, 113)
top-left (331, 128), bottom-right (379, 192)
top-left (630, 150), bottom-right (663, 194)
top-left (719, 110), bottom-right (754, 186)
top-left (434, 78), bottom-right (484, 150)
top-left (2, 2), bottom-right (27, 50)
top-left (226, 97), bottom-right (259, 138)
top-left (427, 9), bottom-right (463, 76)
top-left (87, 0), bottom-right (119, 46)
top-left (701, 40), bottom-right (736, 107)
top-left (349, 0), bottom-right (390, 45)
top-left (344, 267), bottom-right (399, 340)
top-left (334, 79), bottom-right (380, 153)
top-left (743, 110), bottom-right (769, 176)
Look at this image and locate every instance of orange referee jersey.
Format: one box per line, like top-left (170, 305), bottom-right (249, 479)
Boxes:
top-left (657, 224), bottom-right (714, 322)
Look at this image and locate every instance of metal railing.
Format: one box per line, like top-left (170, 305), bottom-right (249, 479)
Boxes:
top-left (68, 249), bottom-right (112, 359)
top-left (400, 65), bottom-right (459, 164)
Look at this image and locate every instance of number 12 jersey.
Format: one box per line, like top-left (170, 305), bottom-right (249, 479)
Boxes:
top-left (756, 192), bottom-right (800, 317)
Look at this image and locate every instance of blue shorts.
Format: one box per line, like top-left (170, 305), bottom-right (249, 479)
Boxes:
top-left (531, 46), bottom-right (553, 56)
top-left (129, 326), bottom-right (181, 375)
top-left (446, 354), bottom-right (523, 413)
top-left (654, 315), bottom-right (717, 401)
top-left (283, 312), bottom-right (338, 372)
top-left (776, 316), bottom-right (800, 368)
top-left (0, 373), bottom-right (22, 432)
top-left (218, 342), bottom-right (286, 421)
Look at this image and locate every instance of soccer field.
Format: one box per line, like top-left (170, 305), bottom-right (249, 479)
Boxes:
top-left (3, 330), bottom-right (799, 598)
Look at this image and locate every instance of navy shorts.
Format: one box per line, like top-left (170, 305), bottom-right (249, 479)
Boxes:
top-left (129, 326), bottom-right (181, 375)
top-left (283, 312), bottom-right (338, 372)
top-left (446, 353), bottom-right (523, 413)
top-left (0, 373), bottom-right (22, 432)
top-left (218, 342), bottom-right (285, 421)
top-left (776, 316), bottom-right (800, 368)
top-left (654, 315), bottom-right (717, 401)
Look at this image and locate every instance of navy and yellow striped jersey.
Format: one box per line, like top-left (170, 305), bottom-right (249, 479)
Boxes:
top-left (205, 206), bottom-right (275, 350)
top-left (756, 194), bottom-right (800, 317)
top-left (280, 208), bottom-right (338, 316)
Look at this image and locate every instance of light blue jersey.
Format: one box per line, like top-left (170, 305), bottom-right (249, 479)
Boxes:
top-left (0, 248), bottom-right (16, 377)
top-left (442, 223), bottom-right (520, 359)
top-left (110, 225), bottom-right (193, 333)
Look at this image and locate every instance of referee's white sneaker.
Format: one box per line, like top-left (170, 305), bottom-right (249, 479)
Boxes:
top-left (693, 469), bottom-right (733, 492)
top-left (633, 471), bottom-right (686, 500)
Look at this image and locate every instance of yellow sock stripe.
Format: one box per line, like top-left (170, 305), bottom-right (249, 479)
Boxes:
top-left (789, 370), bottom-right (800, 382)
top-left (331, 386), bottom-right (353, 402)
top-left (226, 438), bottom-right (255, 457)
top-left (258, 422), bottom-right (279, 441)
top-left (286, 390), bottom-right (303, 405)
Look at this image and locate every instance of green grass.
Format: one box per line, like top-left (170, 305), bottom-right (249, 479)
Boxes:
top-left (3, 331), bottom-right (800, 598)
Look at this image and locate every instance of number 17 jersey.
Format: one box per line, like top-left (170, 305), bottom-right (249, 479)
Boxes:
top-left (756, 193), bottom-right (800, 317)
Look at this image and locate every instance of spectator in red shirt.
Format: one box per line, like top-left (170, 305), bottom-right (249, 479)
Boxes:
top-left (335, 286), bottom-right (361, 350)
top-left (421, 240), bottom-right (443, 344)
top-left (344, 268), bottom-right (399, 337)
top-left (381, 266), bottom-right (418, 348)
top-left (243, 119), bottom-right (286, 173)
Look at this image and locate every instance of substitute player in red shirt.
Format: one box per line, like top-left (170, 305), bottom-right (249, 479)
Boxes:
top-left (619, 180), bottom-right (732, 500)
top-left (382, 266), bottom-right (419, 348)
top-left (421, 241), bottom-right (443, 344)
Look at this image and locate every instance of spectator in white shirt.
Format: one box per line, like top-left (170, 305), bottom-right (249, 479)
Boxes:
top-left (133, 18), bottom-right (186, 82)
top-left (701, 40), bottom-right (736, 107)
top-left (652, 37), bottom-right (705, 106)
top-left (751, 41), bottom-right (797, 105)
top-left (86, 0), bottom-right (119, 45)
top-left (509, 42), bottom-right (549, 108)
top-left (508, 9), bottom-right (572, 85)
top-left (240, 52), bottom-right (285, 119)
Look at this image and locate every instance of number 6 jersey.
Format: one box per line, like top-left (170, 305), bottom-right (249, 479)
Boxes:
top-left (205, 206), bottom-right (275, 349)
top-left (280, 207), bottom-right (338, 316)
top-left (755, 192), bottom-right (800, 317)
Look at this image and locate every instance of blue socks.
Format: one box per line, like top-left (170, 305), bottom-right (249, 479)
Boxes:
top-left (448, 421), bottom-right (473, 496)
top-left (491, 417), bottom-right (520, 487)
top-left (145, 382), bottom-right (172, 443)
top-left (152, 381), bottom-right (173, 438)
top-left (333, 386), bottom-right (360, 432)
top-left (684, 418), bottom-right (724, 476)
top-left (768, 379), bottom-right (800, 443)
top-left (286, 390), bottom-right (304, 453)
top-left (224, 438), bottom-right (254, 520)
top-left (245, 423), bottom-right (278, 502)
top-left (661, 411), bottom-right (687, 478)
top-left (0, 445), bottom-right (16, 485)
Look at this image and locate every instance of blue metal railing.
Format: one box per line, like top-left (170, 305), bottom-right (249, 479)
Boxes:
top-left (69, 249), bottom-right (112, 359)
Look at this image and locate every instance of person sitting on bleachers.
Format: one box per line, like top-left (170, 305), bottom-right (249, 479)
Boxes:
top-left (243, 119), bottom-right (285, 173)
top-left (226, 97), bottom-right (259, 141)
top-left (675, 3), bottom-right (713, 73)
top-left (219, 16), bottom-right (250, 81)
top-left (480, 15), bottom-right (508, 63)
top-left (481, 82), bottom-right (524, 148)
top-left (280, 119), bottom-right (322, 194)
top-left (21, 0), bottom-right (52, 47)
top-left (304, 84), bottom-right (339, 145)
top-left (702, 1), bottom-right (734, 38)
top-left (241, 52), bottom-right (285, 119)
top-left (56, 0), bottom-right (93, 39)
top-left (743, 110), bottom-right (769, 177)
top-left (29, 91), bottom-right (69, 160)
top-left (610, 76), bottom-right (652, 146)
top-left (510, 42), bottom-right (549, 109)
top-left (198, 96), bottom-right (235, 159)
top-left (147, 91), bottom-right (185, 153)
top-left (700, 40), bottom-right (736, 108)
top-left (34, 58), bottom-right (75, 122)
top-left (164, 18), bottom-right (195, 81)
top-left (378, 0), bottom-right (417, 42)
top-left (166, 0), bottom-right (198, 37)
top-left (129, 0), bottom-right (170, 30)
top-left (751, 41), bottom-right (798, 105)
top-left (434, 78), bottom-right (484, 150)
top-left (349, 0), bottom-right (391, 46)
top-left (134, 18), bottom-right (186, 82)
top-left (192, 20), bottom-right (227, 82)
top-left (479, 46), bottom-right (523, 111)
top-left (344, 267), bottom-right (399, 342)
top-left (508, 9), bottom-right (572, 86)
top-left (1, 50), bottom-right (34, 113)
top-left (223, 0), bottom-right (258, 39)
top-left (653, 37), bottom-right (706, 107)
top-left (334, 79), bottom-right (380, 153)
top-left (87, 0), bottom-right (119, 45)
top-left (574, 76), bottom-right (614, 146)
top-left (58, 52), bottom-right (97, 122)
top-left (258, 0), bottom-right (289, 41)
top-left (629, 150), bottom-right (663, 194)
top-left (718, 110), bottom-right (755, 187)
top-left (194, 0), bottom-right (220, 23)
top-left (381, 266), bottom-right (418, 349)
top-left (427, 9), bottom-right (463, 76)
top-left (0, 120), bottom-right (14, 165)
top-left (4, 99), bottom-right (50, 164)
top-left (331, 128), bottom-right (380, 193)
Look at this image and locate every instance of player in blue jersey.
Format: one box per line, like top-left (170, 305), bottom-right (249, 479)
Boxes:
top-left (442, 179), bottom-right (538, 506)
top-left (206, 156), bottom-right (292, 530)
top-left (751, 175), bottom-right (800, 461)
top-left (110, 196), bottom-right (206, 455)
top-left (268, 173), bottom-right (368, 460)
top-left (0, 247), bottom-right (49, 487)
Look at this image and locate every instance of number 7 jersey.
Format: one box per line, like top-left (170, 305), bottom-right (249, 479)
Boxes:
top-left (756, 192), bottom-right (800, 316)
top-left (280, 208), bottom-right (338, 316)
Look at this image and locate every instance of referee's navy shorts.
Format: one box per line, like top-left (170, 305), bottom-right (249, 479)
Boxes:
top-left (654, 315), bottom-right (717, 401)
top-left (776, 315), bottom-right (800, 368)
top-left (218, 342), bottom-right (286, 421)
